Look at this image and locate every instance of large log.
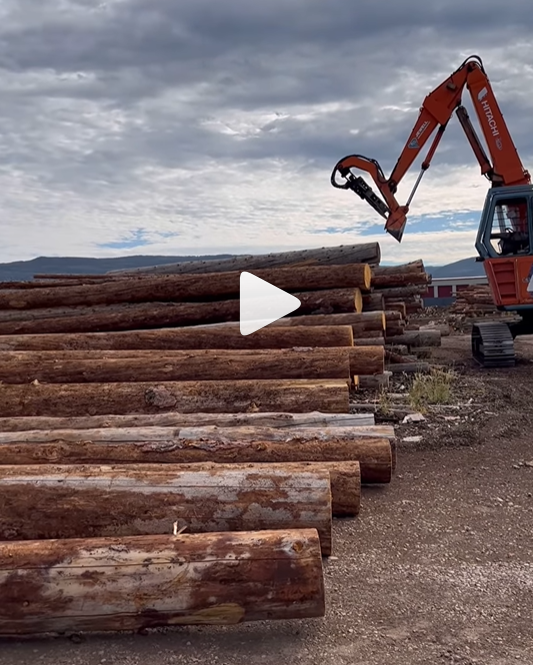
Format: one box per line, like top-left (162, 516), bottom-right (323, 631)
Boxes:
top-left (0, 379), bottom-right (350, 417)
top-left (0, 460), bottom-right (359, 516)
top-left (0, 289), bottom-right (364, 333)
top-left (0, 424), bottom-right (394, 443)
top-left (0, 465), bottom-right (333, 552)
top-left (109, 242), bottom-right (381, 274)
top-left (0, 325), bottom-right (354, 351)
top-left (294, 288), bottom-right (363, 314)
top-left (0, 430), bottom-right (392, 483)
top-left (0, 410), bottom-right (375, 431)
top-left (273, 311), bottom-right (385, 333)
top-left (0, 529), bottom-right (325, 635)
top-left (374, 285), bottom-right (429, 297)
top-left (371, 260), bottom-right (428, 287)
top-left (0, 264), bottom-right (372, 310)
top-left (0, 348), bottom-right (353, 383)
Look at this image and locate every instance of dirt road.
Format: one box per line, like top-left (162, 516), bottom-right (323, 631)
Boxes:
top-left (1, 334), bottom-right (532, 664)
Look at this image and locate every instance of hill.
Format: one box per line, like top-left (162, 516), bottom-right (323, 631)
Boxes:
top-left (0, 253), bottom-right (484, 282)
top-left (0, 254), bottom-right (233, 282)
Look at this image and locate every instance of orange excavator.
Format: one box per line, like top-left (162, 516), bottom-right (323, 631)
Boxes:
top-left (331, 54), bottom-right (533, 367)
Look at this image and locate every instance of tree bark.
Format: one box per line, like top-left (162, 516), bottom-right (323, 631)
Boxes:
top-left (357, 372), bottom-right (392, 390)
top-left (0, 528), bottom-right (325, 635)
top-left (374, 285), bottom-right (429, 297)
top-left (272, 311), bottom-right (385, 332)
top-left (0, 348), bottom-right (353, 383)
top-left (0, 289), bottom-right (365, 333)
top-left (352, 337), bottom-right (385, 346)
top-left (293, 288), bottom-right (363, 314)
top-left (385, 330), bottom-right (441, 347)
top-left (371, 260), bottom-right (428, 287)
top-left (0, 264), bottom-right (372, 310)
top-left (0, 379), bottom-right (350, 417)
top-left (0, 465), bottom-right (333, 553)
top-left (0, 325), bottom-right (355, 352)
top-left (0, 431), bottom-right (392, 483)
top-left (0, 410), bottom-right (376, 431)
top-left (0, 424), bottom-right (395, 444)
top-left (108, 242), bottom-right (381, 275)
top-left (362, 293), bottom-right (385, 311)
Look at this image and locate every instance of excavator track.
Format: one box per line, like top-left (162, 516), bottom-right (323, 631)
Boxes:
top-left (471, 321), bottom-right (515, 367)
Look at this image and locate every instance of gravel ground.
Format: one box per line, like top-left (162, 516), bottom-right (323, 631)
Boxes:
top-left (1, 333), bottom-right (532, 665)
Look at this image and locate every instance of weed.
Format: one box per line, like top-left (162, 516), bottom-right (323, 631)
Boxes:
top-left (408, 368), bottom-right (456, 411)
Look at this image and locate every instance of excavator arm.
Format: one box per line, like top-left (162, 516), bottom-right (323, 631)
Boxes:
top-left (331, 54), bottom-right (530, 241)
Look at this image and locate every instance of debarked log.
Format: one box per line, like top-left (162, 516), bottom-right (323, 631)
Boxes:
top-left (0, 529), bottom-right (325, 635)
top-left (0, 431), bottom-right (392, 483)
top-left (0, 380), bottom-right (350, 417)
top-left (0, 465), bottom-right (333, 553)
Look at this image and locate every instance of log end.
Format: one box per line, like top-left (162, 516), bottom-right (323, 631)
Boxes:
top-left (354, 289), bottom-right (363, 314)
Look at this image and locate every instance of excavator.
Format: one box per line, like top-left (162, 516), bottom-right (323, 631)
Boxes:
top-left (330, 54), bottom-right (533, 367)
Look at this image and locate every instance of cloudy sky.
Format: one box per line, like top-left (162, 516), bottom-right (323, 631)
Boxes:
top-left (2, 0), bottom-right (533, 266)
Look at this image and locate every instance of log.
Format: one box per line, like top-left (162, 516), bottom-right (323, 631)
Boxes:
top-left (0, 347), bottom-right (381, 382)
top-left (0, 289), bottom-right (365, 333)
top-left (0, 460), bottom-right (360, 517)
top-left (387, 362), bottom-right (430, 373)
top-left (362, 293), bottom-right (385, 311)
top-left (0, 465), bottom-right (333, 552)
top-left (0, 424), bottom-right (395, 444)
top-left (294, 288), bottom-right (363, 314)
top-left (385, 330), bottom-right (441, 347)
top-left (275, 311), bottom-right (385, 333)
top-left (0, 411), bottom-right (376, 431)
top-left (371, 260), bottom-right (429, 287)
top-left (0, 325), bottom-right (355, 352)
top-left (357, 372), bottom-right (392, 390)
top-left (352, 336), bottom-right (385, 346)
top-left (0, 348), bottom-right (353, 383)
top-left (382, 302), bottom-right (407, 318)
top-left (0, 529), bottom-right (325, 635)
top-left (0, 432), bottom-right (393, 483)
top-left (0, 264), bottom-right (372, 310)
top-left (374, 285), bottom-right (429, 297)
top-left (0, 379), bottom-right (350, 417)
top-left (109, 242), bottom-right (381, 274)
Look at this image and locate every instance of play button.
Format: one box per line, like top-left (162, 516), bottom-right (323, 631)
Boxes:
top-left (240, 271), bottom-right (301, 335)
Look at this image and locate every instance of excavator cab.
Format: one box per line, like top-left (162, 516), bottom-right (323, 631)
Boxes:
top-left (475, 184), bottom-right (533, 310)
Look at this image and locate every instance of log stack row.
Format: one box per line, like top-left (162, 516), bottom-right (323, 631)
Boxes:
top-left (0, 242), bottom-right (419, 636)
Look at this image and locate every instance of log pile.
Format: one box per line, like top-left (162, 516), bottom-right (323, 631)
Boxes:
top-left (450, 284), bottom-right (497, 315)
top-left (0, 241), bottom-right (431, 635)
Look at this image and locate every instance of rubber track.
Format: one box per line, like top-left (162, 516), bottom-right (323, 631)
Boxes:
top-left (471, 321), bottom-right (515, 367)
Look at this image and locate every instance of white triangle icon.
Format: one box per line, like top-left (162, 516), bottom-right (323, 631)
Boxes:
top-left (240, 271), bottom-right (301, 335)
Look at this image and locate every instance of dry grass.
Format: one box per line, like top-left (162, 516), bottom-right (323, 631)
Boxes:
top-left (408, 367), bottom-right (456, 411)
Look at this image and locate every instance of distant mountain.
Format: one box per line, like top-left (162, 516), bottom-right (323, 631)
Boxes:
top-left (0, 254), bottom-right (233, 282)
top-left (425, 257), bottom-right (485, 278)
top-left (0, 253), bottom-right (485, 282)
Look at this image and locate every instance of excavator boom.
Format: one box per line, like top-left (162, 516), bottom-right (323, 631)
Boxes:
top-left (331, 55), bottom-right (530, 241)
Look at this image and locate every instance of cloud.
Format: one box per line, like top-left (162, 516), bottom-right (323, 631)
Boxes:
top-left (1, 0), bottom-right (533, 264)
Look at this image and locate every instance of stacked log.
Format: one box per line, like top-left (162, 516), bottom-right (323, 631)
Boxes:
top-left (450, 284), bottom-right (497, 315)
top-left (0, 242), bottom-right (410, 634)
top-left (0, 530), bottom-right (326, 635)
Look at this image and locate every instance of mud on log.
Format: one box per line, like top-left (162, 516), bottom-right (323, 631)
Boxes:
top-left (0, 264), bottom-right (372, 310)
top-left (0, 460), bottom-right (359, 517)
top-left (0, 348), bottom-right (353, 383)
top-left (0, 379), bottom-right (350, 417)
top-left (0, 430), bottom-right (392, 483)
top-left (0, 410), bottom-right (376, 431)
top-left (0, 529), bottom-right (325, 635)
top-left (0, 465), bottom-right (333, 553)
top-left (0, 325), bottom-right (355, 352)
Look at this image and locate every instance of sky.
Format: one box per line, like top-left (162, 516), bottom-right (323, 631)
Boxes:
top-left (2, 0), bottom-right (533, 266)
